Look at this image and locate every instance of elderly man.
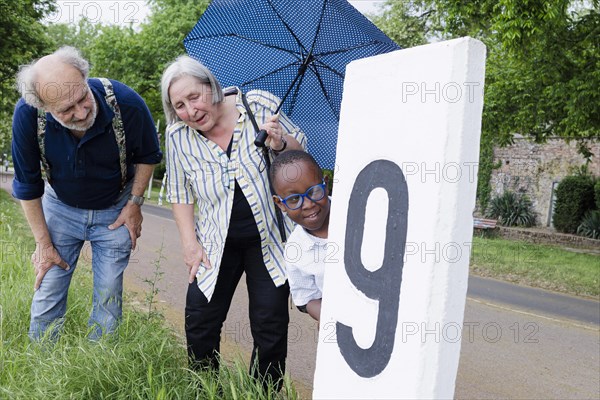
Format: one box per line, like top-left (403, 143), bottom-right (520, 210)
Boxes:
top-left (12, 46), bottom-right (162, 341)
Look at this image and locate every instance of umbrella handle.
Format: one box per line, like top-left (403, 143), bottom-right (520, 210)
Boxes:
top-left (254, 129), bottom-right (269, 147)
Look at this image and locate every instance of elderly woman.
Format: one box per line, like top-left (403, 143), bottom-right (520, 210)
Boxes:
top-left (160, 55), bottom-right (306, 386)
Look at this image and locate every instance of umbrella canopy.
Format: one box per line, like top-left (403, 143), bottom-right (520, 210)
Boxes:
top-left (184, 0), bottom-right (400, 170)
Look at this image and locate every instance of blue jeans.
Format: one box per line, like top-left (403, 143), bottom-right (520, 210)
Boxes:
top-left (29, 184), bottom-right (132, 341)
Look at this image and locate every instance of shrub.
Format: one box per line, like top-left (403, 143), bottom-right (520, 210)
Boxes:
top-left (595, 180), bottom-right (600, 210)
top-left (553, 175), bottom-right (596, 234)
top-left (323, 168), bottom-right (334, 194)
top-left (577, 210), bottom-right (600, 239)
top-left (486, 190), bottom-right (537, 227)
top-left (153, 160), bottom-right (166, 181)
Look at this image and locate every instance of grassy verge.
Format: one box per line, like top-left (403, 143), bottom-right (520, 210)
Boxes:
top-left (470, 236), bottom-right (600, 298)
top-left (0, 190), bottom-right (297, 399)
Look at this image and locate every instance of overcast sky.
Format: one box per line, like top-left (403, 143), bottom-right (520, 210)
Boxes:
top-left (46, 1), bottom-right (385, 26)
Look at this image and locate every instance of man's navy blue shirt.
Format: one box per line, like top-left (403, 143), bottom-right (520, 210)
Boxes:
top-left (12, 78), bottom-right (163, 209)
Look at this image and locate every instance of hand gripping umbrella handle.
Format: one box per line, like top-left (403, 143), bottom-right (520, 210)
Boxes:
top-left (253, 97), bottom-right (284, 147)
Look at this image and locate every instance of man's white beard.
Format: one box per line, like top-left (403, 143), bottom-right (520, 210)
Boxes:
top-left (52, 97), bottom-right (98, 132)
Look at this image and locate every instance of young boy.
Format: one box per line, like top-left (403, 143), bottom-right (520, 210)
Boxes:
top-left (270, 150), bottom-right (330, 322)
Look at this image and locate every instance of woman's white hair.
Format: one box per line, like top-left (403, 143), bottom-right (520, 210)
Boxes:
top-left (161, 55), bottom-right (224, 125)
top-left (16, 46), bottom-right (90, 108)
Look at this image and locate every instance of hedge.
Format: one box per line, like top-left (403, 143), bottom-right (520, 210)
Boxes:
top-left (553, 175), bottom-right (596, 234)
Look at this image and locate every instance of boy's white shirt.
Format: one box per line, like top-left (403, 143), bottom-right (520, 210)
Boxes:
top-left (284, 223), bottom-right (330, 307)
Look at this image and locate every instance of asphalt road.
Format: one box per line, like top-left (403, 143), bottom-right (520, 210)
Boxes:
top-left (2, 173), bottom-right (598, 399)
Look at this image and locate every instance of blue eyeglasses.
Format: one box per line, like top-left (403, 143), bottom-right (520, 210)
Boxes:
top-left (277, 180), bottom-right (327, 210)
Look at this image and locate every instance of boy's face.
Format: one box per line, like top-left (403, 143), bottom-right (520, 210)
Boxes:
top-left (273, 160), bottom-right (330, 238)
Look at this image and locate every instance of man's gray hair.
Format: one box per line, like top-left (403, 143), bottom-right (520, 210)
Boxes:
top-left (161, 55), bottom-right (224, 125)
top-left (16, 46), bottom-right (90, 108)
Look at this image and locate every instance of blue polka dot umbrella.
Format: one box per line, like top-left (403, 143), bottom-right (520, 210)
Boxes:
top-left (184, 0), bottom-right (400, 170)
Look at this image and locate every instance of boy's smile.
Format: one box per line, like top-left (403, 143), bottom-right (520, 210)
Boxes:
top-left (273, 160), bottom-right (330, 239)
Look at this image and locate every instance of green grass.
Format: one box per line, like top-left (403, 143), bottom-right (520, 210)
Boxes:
top-left (470, 236), bottom-right (600, 298)
top-left (0, 190), bottom-right (297, 399)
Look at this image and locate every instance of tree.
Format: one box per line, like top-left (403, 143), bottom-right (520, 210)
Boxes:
top-left (0, 0), bottom-right (55, 154)
top-left (369, 1), bottom-right (431, 48)
top-left (374, 0), bottom-right (599, 143)
top-left (86, 0), bottom-right (210, 126)
top-left (372, 0), bottom-right (599, 209)
top-left (45, 18), bottom-right (102, 57)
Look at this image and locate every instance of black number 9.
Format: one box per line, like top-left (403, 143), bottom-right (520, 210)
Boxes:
top-left (336, 160), bottom-right (409, 378)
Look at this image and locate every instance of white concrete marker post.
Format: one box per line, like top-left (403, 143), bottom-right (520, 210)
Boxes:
top-left (313, 37), bottom-right (486, 399)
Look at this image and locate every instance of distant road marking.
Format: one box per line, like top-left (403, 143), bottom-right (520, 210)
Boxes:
top-left (467, 297), bottom-right (599, 331)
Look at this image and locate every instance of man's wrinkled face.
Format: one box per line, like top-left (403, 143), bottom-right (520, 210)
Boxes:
top-left (38, 64), bottom-right (97, 132)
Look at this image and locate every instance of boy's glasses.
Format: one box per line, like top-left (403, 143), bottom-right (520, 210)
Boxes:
top-left (277, 180), bottom-right (326, 210)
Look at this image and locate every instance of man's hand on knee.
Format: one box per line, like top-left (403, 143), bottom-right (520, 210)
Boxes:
top-left (32, 243), bottom-right (70, 290)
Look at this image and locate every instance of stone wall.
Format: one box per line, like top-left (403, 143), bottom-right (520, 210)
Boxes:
top-left (490, 137), bottom-right (600, 227)
top-left (497, 226), bottom-right (600, 251)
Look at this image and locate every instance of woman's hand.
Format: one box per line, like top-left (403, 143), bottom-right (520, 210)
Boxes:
top-left (183, 241), bottom-right (212, 284)
top-left (171, 204), bottom-right (210, 284)
top-left (260, 114), bottom-right (286, 151)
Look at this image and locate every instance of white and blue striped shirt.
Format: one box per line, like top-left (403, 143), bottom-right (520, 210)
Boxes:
top-left (165, 88), bottom-right (307, 301)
